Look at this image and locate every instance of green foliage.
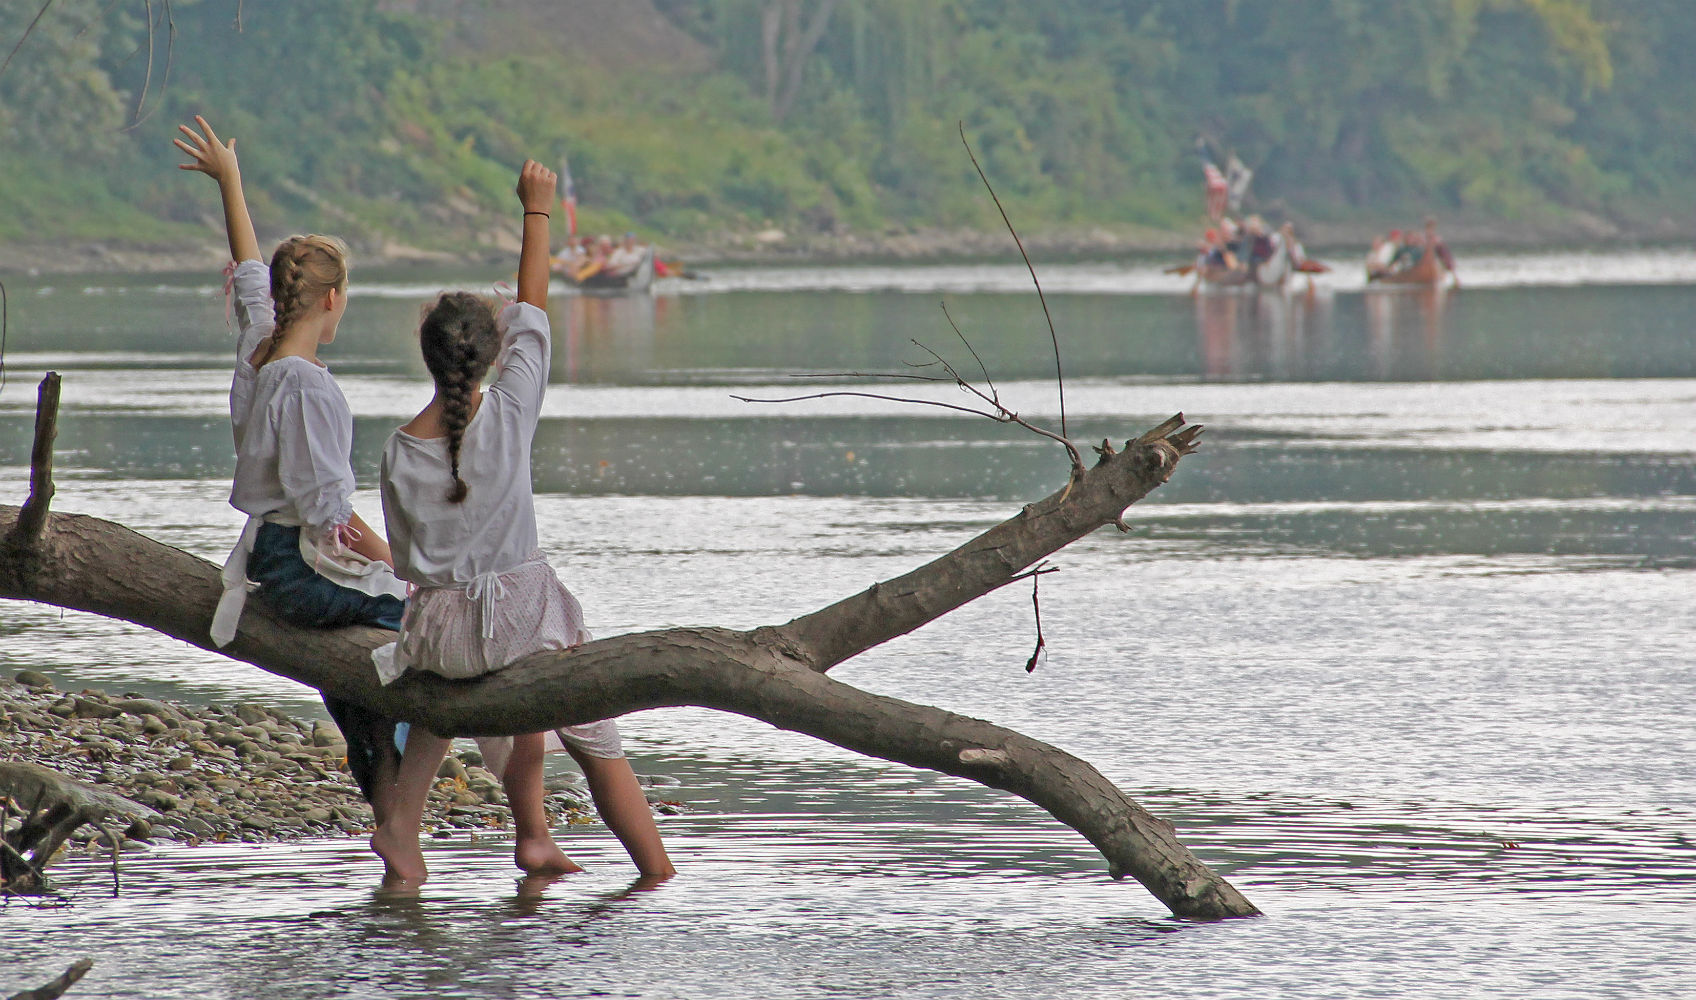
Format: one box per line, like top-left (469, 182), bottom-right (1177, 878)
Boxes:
top-left (0, 0), bottom-right (1691, 250)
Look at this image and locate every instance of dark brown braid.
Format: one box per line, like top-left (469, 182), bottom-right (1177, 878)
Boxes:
top-left (258, 235), bottom-right (349, 367)
top-left (419, 292), bottom-right (501, 503)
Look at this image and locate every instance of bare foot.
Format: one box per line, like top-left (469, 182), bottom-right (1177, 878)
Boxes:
top-left (515, 836), bottom-right (583, 876)
top-left (371, 825), bottom-right (428, 889)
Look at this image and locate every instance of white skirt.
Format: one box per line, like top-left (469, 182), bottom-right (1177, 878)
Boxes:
top-left (372, 553), bottom-right (623, 762)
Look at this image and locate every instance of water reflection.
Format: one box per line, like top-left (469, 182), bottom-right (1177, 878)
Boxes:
top-left (1364, 285), bottom-right (1450, 380)
top-left (1193, 284), bottom-right (1468, 382)
top-left (1195, 288), bottom-right (1336, 380)
top-left (554, 293), bottom-right (659, 383)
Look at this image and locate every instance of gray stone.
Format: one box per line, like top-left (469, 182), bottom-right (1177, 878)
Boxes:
top-left (113, 697), bottom-right (175, 719)
top-left (71, 696), bottom-right (121, 720)
top-left (137, 789), bottom-right (182, 811)
top-left (15, 670), bottom-right (54, 690)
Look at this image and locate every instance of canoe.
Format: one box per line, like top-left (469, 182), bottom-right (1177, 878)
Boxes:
top-left (560, 246), bottom-right (655, 294)
top-left (1366, 245), bottom-right (1453, 287)
top-left (1188, 237), bottom-right (1289, 291)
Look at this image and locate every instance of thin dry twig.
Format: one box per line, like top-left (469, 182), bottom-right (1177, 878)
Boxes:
top-left (733, 385), bottom-right (1083, 465)
top-left (940, 301), bottom-right (997, 403)
top-left (0, 278), bottom-right (9, 398)
top-left (122, 0), bottom-right (176, 131)
top-left (731, 389), bottom-right (1001, 420)
top-left (0, 0), bottom-right (58, 80)
top-left (72, 0), bottom-right (127, 41)
top-left (958, 121), bottom-right (1068, 441)
top-left (1025, 563), bottom-right (1048, 673)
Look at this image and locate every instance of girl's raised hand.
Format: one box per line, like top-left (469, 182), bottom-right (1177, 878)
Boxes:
top-left (174, 115), bottom-right (240, 182)
top-left (516, 160), bottom-right (557, 214)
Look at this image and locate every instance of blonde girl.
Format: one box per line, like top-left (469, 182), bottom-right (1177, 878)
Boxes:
top-left (177, 116), bottom-right (408, 819)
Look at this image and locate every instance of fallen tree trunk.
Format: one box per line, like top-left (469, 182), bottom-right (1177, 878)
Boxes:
top-left (0, 396), bottom-right (1258, 920)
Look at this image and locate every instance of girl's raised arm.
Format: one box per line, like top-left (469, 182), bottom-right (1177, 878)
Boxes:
top-left (175, 115), bottom-right (260, 263)
top-left (514, 159), bottom-right (557, 310)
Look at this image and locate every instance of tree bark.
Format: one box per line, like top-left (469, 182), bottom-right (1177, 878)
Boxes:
top-left (0, 415), bottom-right (1260, 920)
top-left (6, 958), bottom-right (95, 1000)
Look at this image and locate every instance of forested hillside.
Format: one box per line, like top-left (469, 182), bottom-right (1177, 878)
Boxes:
top-left (1, 0), bottom-right (1690, 261)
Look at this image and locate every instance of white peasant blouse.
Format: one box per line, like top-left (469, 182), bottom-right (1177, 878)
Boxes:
top-left (226, 258), bottom-right (357, 536)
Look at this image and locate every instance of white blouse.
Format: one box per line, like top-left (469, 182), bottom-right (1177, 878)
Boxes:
top-left (380, 302), bottom-right (550, 588)
top-left (212, 259), bottom-right (383, 648)
top-left (226, 258), bottom-right (356, 537)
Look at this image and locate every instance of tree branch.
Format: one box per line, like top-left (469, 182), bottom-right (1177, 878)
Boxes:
top-left (0, 415), bottom-right (1244, 919)
top-left (773, 415), bottom-right (1197, 670)
top-left (6, 958), bottom-right (94, 1000)
top-left (8, 373), bottom-right (61, 548)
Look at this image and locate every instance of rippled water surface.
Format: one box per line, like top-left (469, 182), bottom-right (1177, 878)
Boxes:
top-left (4, 255), bottom-right (1695, 998)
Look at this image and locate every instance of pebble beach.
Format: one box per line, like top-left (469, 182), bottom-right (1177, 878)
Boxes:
top-left (0, 669), bottom-right (677, 864)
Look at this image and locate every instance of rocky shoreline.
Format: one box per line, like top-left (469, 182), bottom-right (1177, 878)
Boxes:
top-left (0, 670), bottom-right (675, 864)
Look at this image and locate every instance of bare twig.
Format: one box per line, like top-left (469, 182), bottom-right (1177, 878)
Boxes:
top-left (0, 0), bottom-right (58, 81)
top-left (72, 0), bottom-right (127, 41)
top-left (0, 278), bottom-right (9, 398)
top-left (122, 0), bottom-right (175, 130)
top-left (100, 823), bottom-right (121, 896)
top-left (786, 371), bottom-right (951, 384)
top-left (939, 301), bottom-right (997, 403)
top-left (732, 388), bottom-right (1083, 462)
top-left (732, 389), bottom-right (1002, 420)
top-left (1025, 560), bottom-right (1049, 673)
top-left (132, 0), bottom-right (154, 124)
top-left (958, 121), bottom-right (1068, 442)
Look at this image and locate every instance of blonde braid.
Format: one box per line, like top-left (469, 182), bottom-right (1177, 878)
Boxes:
top-left (262, 235), bottom-right (349, 366)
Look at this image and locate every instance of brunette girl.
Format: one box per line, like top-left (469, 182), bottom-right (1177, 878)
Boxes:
top-left (370, 160), bottom-right (673, 887)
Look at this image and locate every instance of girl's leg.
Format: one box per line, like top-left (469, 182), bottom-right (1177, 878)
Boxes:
top-left (370, 729), bottom-right (450, 888)
top-left (568, 747), bottom-right (676, 878)
top-left (248, 524), bottom-right (407, 816)
top-left (504, 733), bottom-right (583, 875)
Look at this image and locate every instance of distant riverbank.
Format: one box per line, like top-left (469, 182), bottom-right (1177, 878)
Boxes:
top-left (2, 212), bottom-right (1686, 277)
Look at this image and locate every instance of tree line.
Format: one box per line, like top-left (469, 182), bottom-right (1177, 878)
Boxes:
top-left (2, 0), bottom-right (1689, 249)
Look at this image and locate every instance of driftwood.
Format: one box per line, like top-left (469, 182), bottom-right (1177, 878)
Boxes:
top-left (0, 374), bottom-right (1259, 920)
top-left (0, 762), bottom-right (157, 895)
top-left (7, 959), bottom-right (94, 1000)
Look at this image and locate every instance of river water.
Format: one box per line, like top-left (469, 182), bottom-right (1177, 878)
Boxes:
top-left (3, 252), bottom-right (1694, 998)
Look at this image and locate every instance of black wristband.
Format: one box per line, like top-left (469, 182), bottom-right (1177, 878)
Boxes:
top-left (524, 211), bottom-right (550, 218)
